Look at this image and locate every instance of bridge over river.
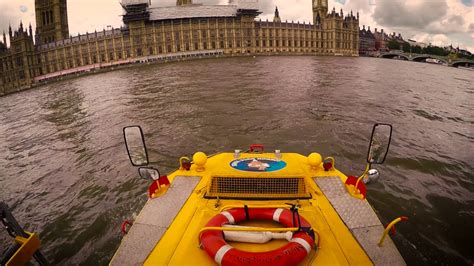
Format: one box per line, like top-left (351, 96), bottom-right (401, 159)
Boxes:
top-left (379, 51), bottom-right (474, 67)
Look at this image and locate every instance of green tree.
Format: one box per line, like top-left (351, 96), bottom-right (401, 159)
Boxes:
top-left (423, 46), bottom-right (449, 56)
top-left (412, 45), bottom-right (422, 54)
top-left (387, 39), bottom-right (401, 50)
top-left (402, 42), bottom-right (411, 53)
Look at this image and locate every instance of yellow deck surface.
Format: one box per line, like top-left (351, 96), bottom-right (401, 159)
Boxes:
top-left (142, 152), bottom-right (373, 265)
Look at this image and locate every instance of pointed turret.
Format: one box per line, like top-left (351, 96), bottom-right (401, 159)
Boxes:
top-left (8, 24), bottom-right (12, 38)
top-left (273, 6), bottom-right (281, 23)
top-left (29, 23), bottom-right (33, 37)
top-left (3, 31), bottom-right (6, 46)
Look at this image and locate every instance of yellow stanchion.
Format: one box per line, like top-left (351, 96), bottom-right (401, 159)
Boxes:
top-left (354, 164), bottom-right (369, 195)
top-left (378, 216), bottom-right (408, 247)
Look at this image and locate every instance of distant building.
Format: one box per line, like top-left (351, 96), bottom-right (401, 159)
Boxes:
top-left (389, 32), bottom-right (405, 50)
top-left (444, 45), bottom-right (458, 53)
top-left (459, 49), bottom-right (471, 56)
top-left (373, 28), bottom-right (389, 52)
top-left (1, 0), bottom-right (360, 96)
top-left (359, 25), bottom-right (375, 55)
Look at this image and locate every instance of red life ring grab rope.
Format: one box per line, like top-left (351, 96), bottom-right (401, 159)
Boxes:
top-left (200, 208), bottom-right (317, 266)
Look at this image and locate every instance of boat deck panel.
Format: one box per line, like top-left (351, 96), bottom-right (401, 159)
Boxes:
top-left (315, 176), bottom-right (406, 266)
top-left (110, 176), bottom-right (201, 266)
top-left (315, 177), bottom-right (380, 229)
top-left (352, 225), bottom-right (406, 266)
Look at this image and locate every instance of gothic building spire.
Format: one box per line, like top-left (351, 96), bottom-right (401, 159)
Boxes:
top-left (273, 6), bottom-right (281, 23)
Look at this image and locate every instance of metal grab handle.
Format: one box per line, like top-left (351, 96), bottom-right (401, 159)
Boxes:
top-left (378, 216), bottom-right (408, 246)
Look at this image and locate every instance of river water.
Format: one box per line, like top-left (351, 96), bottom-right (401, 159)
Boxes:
top-left (0, 56), bottom-right (473, 265)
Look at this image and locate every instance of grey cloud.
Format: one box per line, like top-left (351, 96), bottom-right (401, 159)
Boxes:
top-left (373, 0), bottom-right (448, 28)
top-left (258, 0), bottom-right (276, 16)
top-left (344, 0), bottom-right (372, 13)
top-left (469, 23), bottom-right (474, 32)
top-left (0, 3), bottom-right (21, 32)
top-left (448, 15), bottom-right (464, 26)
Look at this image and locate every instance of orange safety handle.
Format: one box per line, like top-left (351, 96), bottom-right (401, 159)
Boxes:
top-left (121, 220), bottom-right (132, 235)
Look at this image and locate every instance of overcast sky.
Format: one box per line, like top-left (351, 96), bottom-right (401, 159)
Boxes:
top-left (0, 0), bottom-right (473, 51)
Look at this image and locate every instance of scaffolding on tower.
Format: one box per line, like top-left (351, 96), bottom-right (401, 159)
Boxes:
top-left (121, 0), bottom-right (151, 24)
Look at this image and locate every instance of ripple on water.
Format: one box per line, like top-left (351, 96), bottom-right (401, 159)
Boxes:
top-left (1, 56), bottom-right (473, 265)
top-left (412, 109), bottom-right (444, 121)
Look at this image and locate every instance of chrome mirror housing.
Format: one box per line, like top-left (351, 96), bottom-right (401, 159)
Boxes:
top-left (363, 169), bottom-right (380, 184)
top-left (138, 167), bottom-right (160, 181)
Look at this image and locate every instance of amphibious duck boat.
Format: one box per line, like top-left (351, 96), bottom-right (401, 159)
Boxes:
top-left (111, 124), bottom-right (406, 265)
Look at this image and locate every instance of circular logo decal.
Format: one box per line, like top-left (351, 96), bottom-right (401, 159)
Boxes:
top-left (230, 158), bottom-right (287, 172)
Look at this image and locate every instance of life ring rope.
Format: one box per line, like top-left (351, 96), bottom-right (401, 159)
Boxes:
top-left (200, 207), bottom-right (318, 266)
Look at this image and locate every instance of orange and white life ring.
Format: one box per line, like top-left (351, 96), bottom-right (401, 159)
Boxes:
top-left (200, 207), bottom-right (316, 266)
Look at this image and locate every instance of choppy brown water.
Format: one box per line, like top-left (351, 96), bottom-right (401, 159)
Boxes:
top-left (1, 56), bottom-right (473, 265)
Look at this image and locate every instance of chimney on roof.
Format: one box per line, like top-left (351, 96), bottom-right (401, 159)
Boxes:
top-left (368, 26), bottom-right (371, 31)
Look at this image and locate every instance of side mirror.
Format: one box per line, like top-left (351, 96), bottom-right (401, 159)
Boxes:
top-left (367, 123), bottom-right (392, 164)
top-left (364, 169), bottom-right (380, 184)
top-left (138, 167), bottom-right (160, 181)
top-left (123, 126), bottom-right (149, 166)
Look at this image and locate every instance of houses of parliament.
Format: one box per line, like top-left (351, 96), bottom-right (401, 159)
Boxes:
top-left (0, 0), bottom-right (359, 96)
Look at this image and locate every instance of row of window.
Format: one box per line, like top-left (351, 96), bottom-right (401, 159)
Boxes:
top-left (41, 10), bottom-right (54, 26)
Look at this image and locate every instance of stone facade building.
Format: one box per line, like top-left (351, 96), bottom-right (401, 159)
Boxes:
top-left (373, 28), bottom-right (389, 52)
top-left (35, 0), bottom-right (69, 45)
top-left (359, 25), bottom-right (375, 55)
top-left (0, 0), bottom-right (359, 96)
